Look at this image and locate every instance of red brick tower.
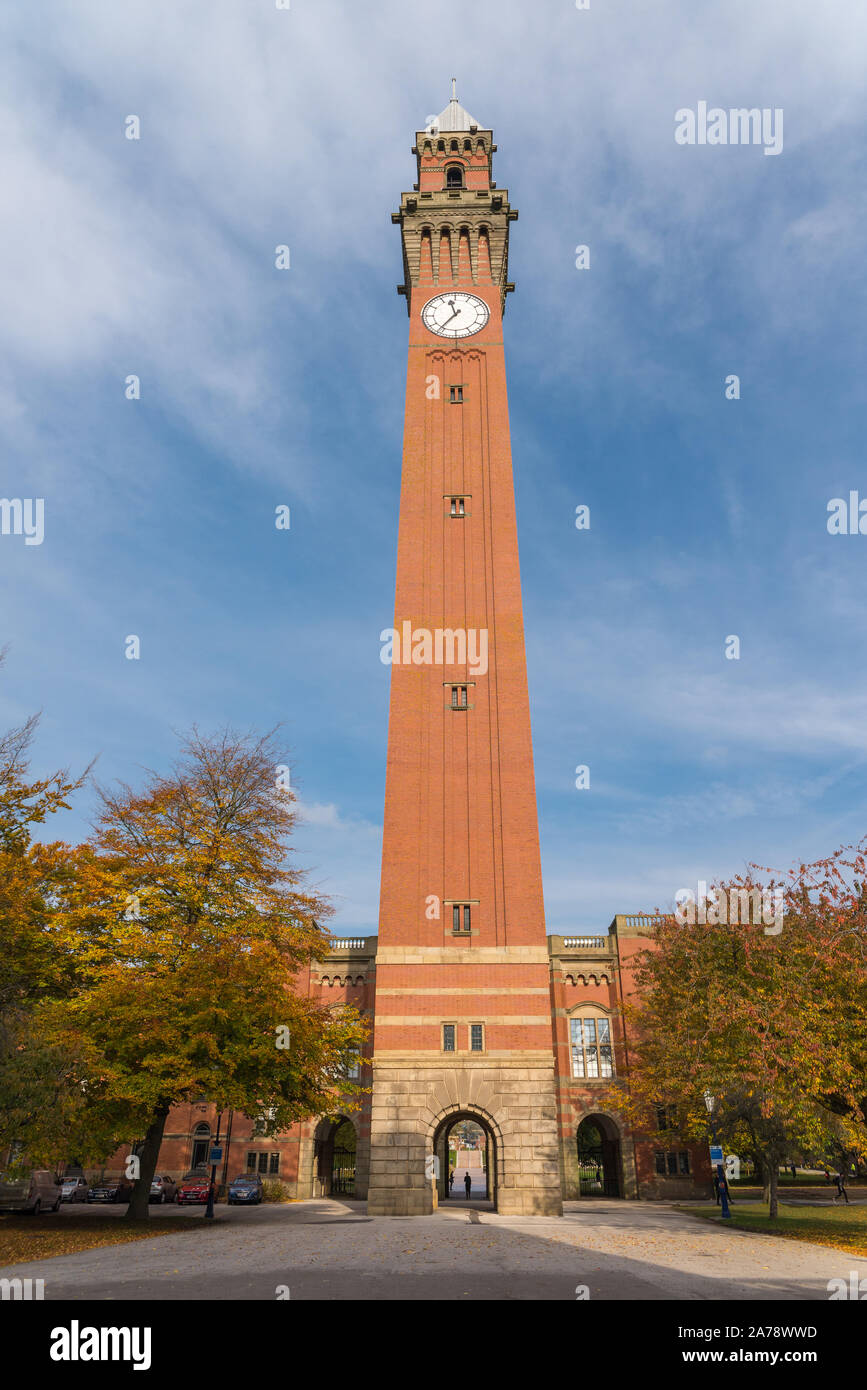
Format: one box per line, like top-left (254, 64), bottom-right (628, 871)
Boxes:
top-left (367, 85), bottom-right (562, 1216)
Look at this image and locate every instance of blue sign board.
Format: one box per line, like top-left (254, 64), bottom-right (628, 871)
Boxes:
top-left (709, 1145), bottom-right (724, 1164)
top-left (210, 1146), bottom-right (223, 1162)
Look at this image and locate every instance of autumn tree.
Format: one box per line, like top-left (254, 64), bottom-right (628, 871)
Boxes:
top-left (43, 727), bottom-right (367, 1220)
top-left (620, 860), bottom-right (867, 1218)
top-left (0, 651), bottom-right (90, 1167)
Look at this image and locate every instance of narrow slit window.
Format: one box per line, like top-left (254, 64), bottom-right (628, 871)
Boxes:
top-left (450, 497), bottom-right (465, 517)
top-left (449, 384), bottom-right (463, 404)
top-left (470, 1023), bottom-right (484, 1053)
top-left (442, 1023), bottom-right (456, 1052)
top-left (451, 903), bottom-right (472, 932)
top-left (450, 685), bottom-right (468, 708)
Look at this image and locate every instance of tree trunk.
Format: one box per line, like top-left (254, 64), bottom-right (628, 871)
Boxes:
top-left (124, 1105), bottom-right (169, 1222)
top-left (755, 1154), bottom-right (770, 1203)
top-left (768, 1165), bottom-right (779, 1220)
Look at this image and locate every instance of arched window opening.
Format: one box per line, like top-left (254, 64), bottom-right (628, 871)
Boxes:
top-left (446, 165), bottom-right (463, 189)
top-left (190, 1122), bottom-right (210, 1171)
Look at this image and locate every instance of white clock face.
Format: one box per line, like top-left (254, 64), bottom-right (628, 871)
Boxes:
top-left (421, 292), bottom-right (490, 339)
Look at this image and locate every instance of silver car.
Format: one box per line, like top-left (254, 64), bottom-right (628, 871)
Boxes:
top-left (60, 1175), bottom-right (90, 1204)
top-left (0, 1169), bottom-right (62, 1214)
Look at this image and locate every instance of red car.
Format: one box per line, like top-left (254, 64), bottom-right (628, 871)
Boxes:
top-left (176, 1169), bottom-right (211, 1205)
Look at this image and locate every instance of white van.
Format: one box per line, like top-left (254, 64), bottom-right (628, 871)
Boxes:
top-left (0, 1169), bottom-right (62, 1214)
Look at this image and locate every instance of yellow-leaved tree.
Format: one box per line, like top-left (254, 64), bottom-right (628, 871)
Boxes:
top-left (40, 727), bottom-right (367, 1221)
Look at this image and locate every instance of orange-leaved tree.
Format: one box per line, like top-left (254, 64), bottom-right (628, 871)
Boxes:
top-left (0, 650), bottom-right (90, 1167)
top-left (620, 857), bottom-right (867, 1218)
top-left (46, 727), bottom-right (367, 1220)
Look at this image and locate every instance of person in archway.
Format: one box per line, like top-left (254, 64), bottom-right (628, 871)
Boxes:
top-left (464, 1171), bottom-right (472, 1199)
top-left (448, 1169), bottom-right (455, 1196)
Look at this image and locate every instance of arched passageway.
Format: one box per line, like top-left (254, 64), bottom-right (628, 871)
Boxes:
top-left (313, 1117), bottom-right (357, 1197)
top-left (431, 1110), bottom-right (497, 1211)
top-left (576, 1114), bottom-right (623, 1197)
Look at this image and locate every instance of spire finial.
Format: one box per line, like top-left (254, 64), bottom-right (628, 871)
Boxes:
top-left (451, 77), bottom-right (457, 101)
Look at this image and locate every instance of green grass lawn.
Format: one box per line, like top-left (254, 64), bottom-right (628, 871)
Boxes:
top-left (681, 1202), bottom-right (867, 1256)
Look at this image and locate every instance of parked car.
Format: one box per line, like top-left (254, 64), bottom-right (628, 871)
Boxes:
top-left (149, 1175), bottom-right (178, 1204)
top-left (86, 1178), bottom-right (133, 1204)
top-left (0, 1169), bottom-right (62, 1214)
top-left (60, 1176), bottom-right (90, 1204)
top-left (176, 1169), bottom-right (211, 1205)
top-left (228, 1173), bottom-right (263, 1205)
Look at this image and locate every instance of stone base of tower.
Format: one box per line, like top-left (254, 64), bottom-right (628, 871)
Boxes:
top-left (366, 1058), bottom-right (563, 1217)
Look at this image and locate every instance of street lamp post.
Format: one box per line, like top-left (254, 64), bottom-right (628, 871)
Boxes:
top-left (204, 1111), bottom-right (223, 1220)
top-left (703, 1093), bottom-right (731, 1219)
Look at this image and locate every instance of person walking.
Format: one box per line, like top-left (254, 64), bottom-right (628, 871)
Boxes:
top-left (833, 1169), bottom-right (850, 1204)
top-left (464, 1171), bottom-right (472, 1199)
top-left (448, 1169), bottom-right (455, 1195)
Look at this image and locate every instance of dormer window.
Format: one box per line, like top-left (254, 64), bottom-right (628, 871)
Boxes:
top-left (446, 165), bottom-right (463, 189)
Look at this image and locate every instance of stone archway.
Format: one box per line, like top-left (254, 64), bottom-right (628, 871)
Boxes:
top-left (431, 1108), bottom-right (499, 1209)
top-left (313, 1116), bottom-right (357, 1197)
top-left (576, 1113), bottom-right (623, 1198)
top-left (366, 1067), bottom-right (563, 1217)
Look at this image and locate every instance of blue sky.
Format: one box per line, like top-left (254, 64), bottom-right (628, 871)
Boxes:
top-left (1, 0), bottom-right (866, 933)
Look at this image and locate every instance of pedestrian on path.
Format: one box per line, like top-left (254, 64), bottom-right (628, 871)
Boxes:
top-left (833, 1170), bottom-right (850, 1204)
top-left (464, 1171), bottom-right (472, 1198)
top-left (448, 1169), bottom-right (454, 1194)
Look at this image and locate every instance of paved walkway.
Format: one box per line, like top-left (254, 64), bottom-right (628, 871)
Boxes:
top-left (1, 1199), bottom-right (863, 1300)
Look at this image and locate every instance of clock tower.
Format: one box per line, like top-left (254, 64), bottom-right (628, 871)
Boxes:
top-left (367, 86), bottom-right (563, 1217)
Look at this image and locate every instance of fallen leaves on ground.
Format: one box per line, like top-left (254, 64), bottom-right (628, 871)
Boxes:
top-left (0, 1214), bottom-right (213, 1267)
